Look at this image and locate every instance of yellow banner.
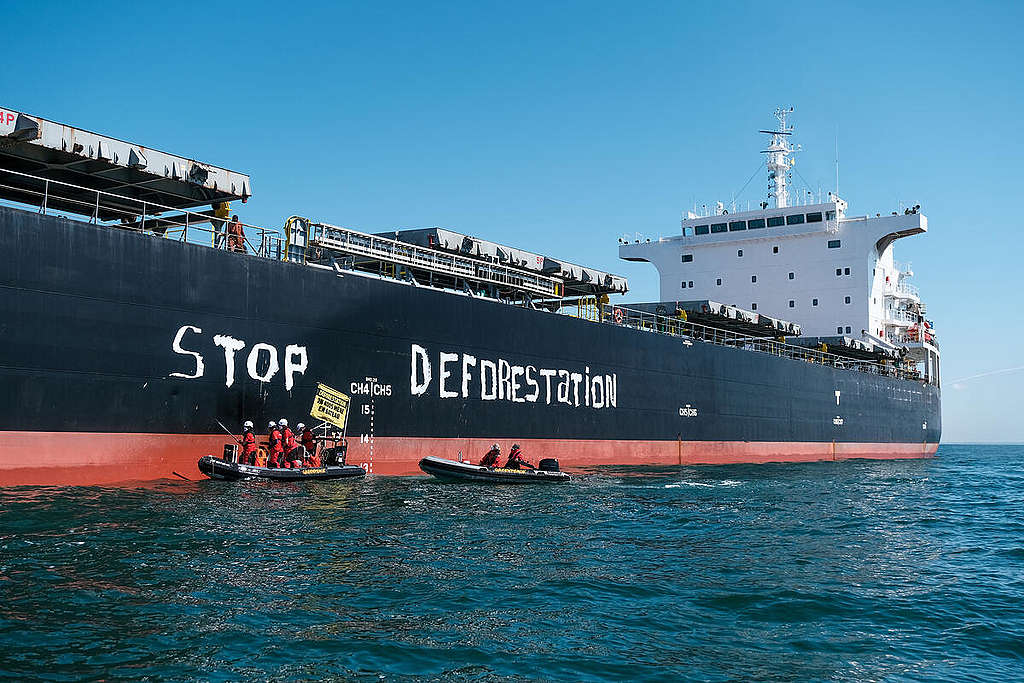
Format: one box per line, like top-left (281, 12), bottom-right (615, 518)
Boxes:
top-left (310, 382), bottom-right (350, 429)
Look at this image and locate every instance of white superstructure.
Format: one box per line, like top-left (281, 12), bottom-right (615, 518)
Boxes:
top-left (620, 109), bottom-right (939, 381)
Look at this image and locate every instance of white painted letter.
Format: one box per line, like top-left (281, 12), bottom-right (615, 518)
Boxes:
top-left (606, 374), bottom-right (617, 408)
top-left (284, 344), bottom-right (308, 391)
top-left (540, 369), bottom-right (557, 405)
top-left (524, 365), bottom-right (540, 403)
top-left (510, 365), bottom-right (525, 403)
top-left (570, 372), bottom-right (583, 407)
top-left (411, 344), bottom-right (431, 396)
top-left (557, 370), bottom-right (571, 404)
top-left (591, 376), bottom-right (605, 409)
top-left (498, 359), bottom-right (511, 401)
top-left (247, 343), bottom-right (280, 383)
top-left (170, 325), bottom-right (205, 379)
top-left (480, 359), bottom-right (497, 400)
top-left (439, 352), bottom-right (459, 398)
top-left (462, 354), bottom-right (477, 398)
top-left (213, 334), bottom-right (245, 387)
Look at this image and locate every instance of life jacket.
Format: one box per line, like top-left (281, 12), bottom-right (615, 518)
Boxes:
top-left (269, 428), bottom-right (284, 453)
top-left (504, 450), bottom-right (527, 469)
top-left (480, 450), bottom-right (499, 467)
top-left (283, 427), bottom-right (297, 451)
top-left (242, 430), bottom-right (257, 455)
top-left (301, 429), bottom-right (315, 451)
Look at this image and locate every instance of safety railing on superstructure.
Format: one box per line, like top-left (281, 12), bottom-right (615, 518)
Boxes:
top-left (308, 221), bottom-right (562, 298)
top-left (0, 166), bottom-right (285, 258)
top-left (885, 309), bottom-right (921, 325)
top-left (565, 301), bottom-right (922, 381)
top-left (885, 281), bottom-right (920, 299)
top-left (889, 331), bottom-right (938, 349)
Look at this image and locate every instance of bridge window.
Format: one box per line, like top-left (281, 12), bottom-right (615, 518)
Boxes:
top-left (806, 212), bottom-right (823, 223)
top-left (789, 300), bottom-right (795, 308)
top-left (844, 267), bottom-right (850, 275)
top-left (788, 272), bottom-right (795, 280)
top-left (729, 221), bottom-right (746, 231)
top-left (682, 254), bottom-right (693, 263)
top-left (711, 223), bottom-right (727, 233)
top-left (751, 275), bottom-right (757, 283)
top-left (786, 214), bottom-right (805, 225)
top-left (767, 216), bottom-right (785, 227)
top-left (837, 326), bottom-right (843, 334)
top-left (716, 278), bottom-right (722, 285)
top-left (748, 218), bottom-right (766, 229)
top-left (689, 281), bottom-right (693, 288)
top-left (752, 303), bottom-right (758, 310)
top-left (737, 249), bottom-right (743, 257)
top-left (845, 296), bottom-right (852, 304)
top-left (826, 210), bottom-right (836, 220)
top-left (846, 326), bottom-right (852, 333)
top-left (695, 225), bottom-right (710, 235)
top-left (812, 298), bottom-right (819, 306)
top-left (683, 226), bottom-right (694, 236)
top-left (828, 240), bottom-right (841, 248)
top-left (836, 268), bottom-right (842, 276)
top-left (773, 246), bottom-right (779, 254)
top-left (681, 281), bottom-right (687, 288)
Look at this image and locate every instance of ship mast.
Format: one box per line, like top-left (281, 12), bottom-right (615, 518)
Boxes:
top-left (760, 107), bottom-right (795, 208)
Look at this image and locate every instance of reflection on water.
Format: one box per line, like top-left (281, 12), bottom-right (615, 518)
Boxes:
top-left (2, 445), bottom-right (1023, 681)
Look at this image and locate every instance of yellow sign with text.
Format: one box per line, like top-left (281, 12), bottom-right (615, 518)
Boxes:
top-left (310, 383), bottom-right (350, 429)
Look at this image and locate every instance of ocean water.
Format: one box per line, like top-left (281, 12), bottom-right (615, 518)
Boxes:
top-left (2, 444), bottom-right (1023, 682)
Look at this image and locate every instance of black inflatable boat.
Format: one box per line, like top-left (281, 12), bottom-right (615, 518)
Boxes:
top-left (419, 456), bottom-right (571, 483)
top-left (198, 455), bottom-right (366, 482)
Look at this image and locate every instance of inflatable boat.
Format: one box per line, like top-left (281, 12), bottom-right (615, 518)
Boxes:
top-left (419, 456), bottom-right (571, 483)
top-left (198, 455), bottom-right (366, 482)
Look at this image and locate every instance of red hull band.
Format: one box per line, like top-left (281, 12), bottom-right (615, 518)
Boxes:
top-left (0, 432), bottom-right (939, 487)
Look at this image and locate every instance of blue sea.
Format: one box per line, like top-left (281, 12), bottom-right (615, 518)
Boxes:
top-left (2, 444), bottom-right (1023, 681)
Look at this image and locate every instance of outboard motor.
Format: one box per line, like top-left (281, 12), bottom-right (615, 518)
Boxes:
top-left (322, 441), bottom-right (348, 466)
top-left (538, 458), bottom-right (560, 472)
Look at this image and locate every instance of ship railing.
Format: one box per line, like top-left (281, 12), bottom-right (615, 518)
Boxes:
top-left (308, 222), bottom-right (563, 298)
top-left (0, 165), bottom-right (284, 258)
top-left (886, 309), bottom-right (921, 325)
top-left (898, 282), bottom-right (920, 298)
top-left (574, 303), bottom-right (920, 381)
top-left (889, 332), bottom-right (939, 349)
top-left (887, 281), bottom-right (919, 299)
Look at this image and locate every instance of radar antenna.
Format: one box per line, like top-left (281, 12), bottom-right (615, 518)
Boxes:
top-left (760, 107), bottom-right (796, 208)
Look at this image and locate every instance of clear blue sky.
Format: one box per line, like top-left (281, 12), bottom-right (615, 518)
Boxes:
top-left (4, 1), bottom-right (1021, 442)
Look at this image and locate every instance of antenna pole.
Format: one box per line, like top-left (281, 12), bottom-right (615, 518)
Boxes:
top-left (834, 132), bottom-right (840, 198)
top-left (761, 107), bottom-right (795, 208)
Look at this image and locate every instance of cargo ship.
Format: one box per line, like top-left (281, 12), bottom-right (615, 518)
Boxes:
top-left (0, 106), bottom-right (940, 486)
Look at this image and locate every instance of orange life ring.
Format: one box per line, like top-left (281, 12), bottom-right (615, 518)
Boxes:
top-left (613, 307), bottom-right (624, 323)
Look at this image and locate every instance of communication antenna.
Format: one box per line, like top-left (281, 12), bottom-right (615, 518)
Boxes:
top-left (834, 132), bottom-right (840, 198)
top-left (760, 107), bottom-right (796, 208)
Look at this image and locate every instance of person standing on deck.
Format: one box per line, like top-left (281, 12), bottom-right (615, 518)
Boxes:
top-left (298, 423), bottom-right (317, 465)
top-left (279, 418), bottom-right (299, 467)
top-left (211, 201), bottom-right (230, 249)
top-left (267, 421), bottom-right (284, 468)
top-left (240, 420), bottom-right (258, 465)
top-left (227, 215), bottom-right (245, 253)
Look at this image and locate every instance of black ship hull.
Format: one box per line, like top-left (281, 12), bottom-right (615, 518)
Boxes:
top-left (0, 206), bottom-right (941, 485)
